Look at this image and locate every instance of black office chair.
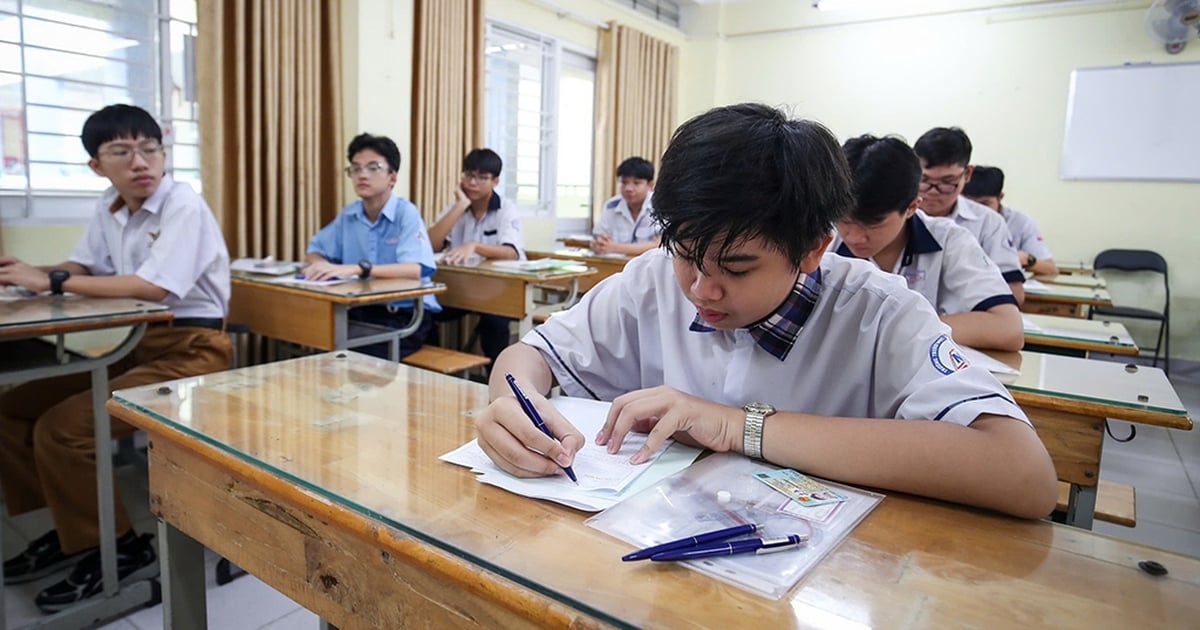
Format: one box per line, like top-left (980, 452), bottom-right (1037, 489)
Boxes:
top-left (1089, 249), bottom-right (1170, 374)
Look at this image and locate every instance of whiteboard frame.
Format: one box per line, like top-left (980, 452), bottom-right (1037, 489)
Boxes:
top-left (1060, 61), bottom-right (1200, 184)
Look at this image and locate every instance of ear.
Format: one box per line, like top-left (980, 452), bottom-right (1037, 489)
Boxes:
top-left (998, 192), bottom-right (1005, 203)
top-left (963, 164), bottom-right (975, 183)
top-left (88, 158), bottom-right (104, 177)
top-left (904, 195), bottom-right (921, 218)
top-left (799, 233), bottom-right (833, 273)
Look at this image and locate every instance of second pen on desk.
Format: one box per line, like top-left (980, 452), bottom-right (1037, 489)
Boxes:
top-left (505, 373), bottom-right (579, 483)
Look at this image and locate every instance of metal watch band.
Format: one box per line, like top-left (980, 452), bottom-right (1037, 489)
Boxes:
top-left (743, 409), bottom-right (765, 460)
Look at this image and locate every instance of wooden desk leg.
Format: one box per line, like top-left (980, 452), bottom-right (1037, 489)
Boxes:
top-left (158, 520), bottom-right (207, 630)
top-left (1024, 407), bottom-right (1104, 529)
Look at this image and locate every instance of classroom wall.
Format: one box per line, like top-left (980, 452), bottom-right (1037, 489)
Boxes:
top-left (0, 224), bottom-right (84, 264)
top-left (681, 0), bottom-right (1200, 361)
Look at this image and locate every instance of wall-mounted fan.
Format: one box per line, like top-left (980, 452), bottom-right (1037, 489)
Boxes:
top-left (1146, 0), bottom-right (1200, 54)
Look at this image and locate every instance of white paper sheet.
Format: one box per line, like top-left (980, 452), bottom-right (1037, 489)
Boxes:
top-left (958, 345), bottom-right (1021, 379)
top-left (1023, 278), bottom-right (1051, 293)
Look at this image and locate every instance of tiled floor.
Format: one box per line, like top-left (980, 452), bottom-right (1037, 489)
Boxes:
top-left (3, 361), bottom-right (1199, 629)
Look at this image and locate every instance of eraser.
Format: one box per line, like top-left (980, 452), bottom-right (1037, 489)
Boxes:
top-left (717, 490), bottom-right (732, 504)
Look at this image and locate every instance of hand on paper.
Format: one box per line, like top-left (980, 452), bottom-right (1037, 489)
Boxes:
top-left (0, 260), bottom-right (50, 292)
top-left (597, 386), bottom-right (742, 465)
top-left (303, 260), bottom-right (354, 281)
top-left (476, 391), bottom-right (586, 478)
top-left (590, 233), bottom-right (613, 254)
top-left (442, 242), bottom-right (479, 266)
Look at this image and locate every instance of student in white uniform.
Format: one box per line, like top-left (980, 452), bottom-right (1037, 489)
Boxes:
top-left (963, 166), bottom-right (1058, 276)
top-left (591, 157), bottom-right (660, 256)
top-left (473, 104), bottom-right (1057, 520)
top-left (831, 135), bottom-right (1023, 351)
top-left (913, 127), bottom-right (1025, 305)
top-left (0, 105), bottom-right (232, 612)
top-left (427, 148), bottom-right (526, 363)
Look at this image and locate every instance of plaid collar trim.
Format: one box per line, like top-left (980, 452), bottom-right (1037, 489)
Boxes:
top-left (687, 268), bottom-right (822, 361)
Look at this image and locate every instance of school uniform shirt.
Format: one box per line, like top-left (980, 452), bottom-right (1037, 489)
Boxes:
top-left (594, 193), bottom-right (660, 244)
top-left (69, 175), bottom-right (229, 319)
top-left (830, 210), bottom-right (1017, 316)
top-left (1000, 205), bottom-right (1053, 262)
top-left (307, 196), bottom-right (441, 312)
top-left (523, 248), bottom-right (1028, 428)
top-left (436, 192), bottom-right (526, 260)
top-left (929, 196), bottom-right (1024, 285)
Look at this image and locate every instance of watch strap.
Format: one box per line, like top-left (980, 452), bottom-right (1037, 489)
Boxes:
top-left (743, 408), bottom-right (765, 460)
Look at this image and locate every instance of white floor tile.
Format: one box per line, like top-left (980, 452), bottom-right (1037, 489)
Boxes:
top-left (1093, 519), bottom-right (1200, 559)
top-left (1133, 487), bottom-right (1200, 533)
top-left (119, 569), bottom-right (305, 630)
top-left (258, 606), bottom-right (320, 629)
top-left (1100, 452), bottom-right (1195, 498)
top-left (98, 619), bottom-right (140, 630)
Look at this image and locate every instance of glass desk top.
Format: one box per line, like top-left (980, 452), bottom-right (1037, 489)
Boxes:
top-left (232, 270), bottom-right (443, 300)
top-left (1023, 314), bottom-right (1135, 349)
top-left (1024, 283), bottom-right (1111, 303)
top-left (433, 260), bottom-right (596, 280)
top-left (0, 295), bottom-right (170, 338)
top-left (1007, 351), bottom-right (1186, 418)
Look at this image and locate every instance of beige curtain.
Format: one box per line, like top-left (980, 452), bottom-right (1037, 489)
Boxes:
top-left (592, 22), bottom-right (679, 221)
top-left (197, 0), bottom-right (343, 260)
top-left (411, 0), bottom-right (485, 226)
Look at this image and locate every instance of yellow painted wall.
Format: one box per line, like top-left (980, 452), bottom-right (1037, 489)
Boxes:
top-left (1, 224), bottom-right (85, 264)
top-left (682, 1), bottom-right (1200, 360)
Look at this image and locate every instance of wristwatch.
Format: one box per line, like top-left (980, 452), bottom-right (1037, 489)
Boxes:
top-left (357, 259), bottom-right (373, 279)
top-left (49, 269), bottom-right (70, 295)
top-left (1024, 254), bottom-right (1038, 270)
top-left (742, 402), bottom-right (776, 460)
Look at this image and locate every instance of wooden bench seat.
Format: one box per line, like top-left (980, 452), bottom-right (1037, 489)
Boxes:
top-left (402, 346), bottom-right (491, 376)
top-left (1056, 480), bottom-right (1136, 527)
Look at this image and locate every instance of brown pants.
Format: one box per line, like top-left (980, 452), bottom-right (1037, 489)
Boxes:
top-left (0, 326), bottom-right (232, 554)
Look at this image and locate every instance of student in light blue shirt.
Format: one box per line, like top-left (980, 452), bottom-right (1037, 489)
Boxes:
top-left (305, 133), bottom-right (440, 359)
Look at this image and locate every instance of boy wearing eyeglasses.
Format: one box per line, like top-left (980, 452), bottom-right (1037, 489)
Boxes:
top-left (913, 127), bottom-right (1025, 305)
top-left (0, 104), bottom-right (231, 611)
top-left (591, 157), bottom-right (660, 256)
top-left (304, 133), bottom-right (440, 359)
top-left (963, 166), bottom-right (1058, 277)
top-left (427, 149), bottom-right (526, 364)
top-left (474, 104), bottom-right (1057, 520)
top-left (831, 135), bottom-right (1023, 351)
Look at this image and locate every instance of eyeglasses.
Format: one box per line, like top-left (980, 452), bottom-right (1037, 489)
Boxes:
top-left (98, 144), bottom-right (164, 162)
top-left (461, 171), bottom-right (493, 183)
top-left (918, 171), bottom-right (966, 195)
top-left (344, 162), bottom-right (390, 177)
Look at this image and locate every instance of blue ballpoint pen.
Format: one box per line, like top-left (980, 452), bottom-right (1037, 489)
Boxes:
top-left (504, 373), bottom-right (578, 483)
top-left (622, 524), bottom-right (759, 562)
top-left (649, 534), bottom-right (806, 562)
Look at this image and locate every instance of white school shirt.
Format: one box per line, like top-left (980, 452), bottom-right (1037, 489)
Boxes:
top-left (927, 196), bottom-right (1024, 285)
top-left (69, 175), bottom-right (230, 318)
top-left (436, 193), bottom-right (526, 260)
top-left (831, 211), bottom-right (1017, 316)
top-left (523, 248), bottom-right (1028, 427)
top-left (1000, 205), bottom-right (1053, 261)
top-left (594, 193), bottom-right (660, 244)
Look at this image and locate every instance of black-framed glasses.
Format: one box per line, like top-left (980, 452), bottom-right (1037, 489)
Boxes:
top-left (98, 144), bottom-right (164, 162)
top-left (461, 171), bottom-right (493, 183)
top-left (918, 171), bottom-right (966, 194)
top-left (344, 162), bottom-right (389, 177)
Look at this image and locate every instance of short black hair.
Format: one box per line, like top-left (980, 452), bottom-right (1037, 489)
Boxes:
top-left (913, 127), bottom-right (972, 169)
top-left (653, 103), bottom-right (854, 271)
top-left (616, 157), bottom-right (654, 181)
top-left (347, 133), bottom-right (401, 172)
top-left (81, 104), bottom-right (162, 158)
top-left (462, 148), bottom-right (502, 177)
top-left (963, 165), bottom-right (1005, 198)
top-left (842, 135), bottom-right (921, 225)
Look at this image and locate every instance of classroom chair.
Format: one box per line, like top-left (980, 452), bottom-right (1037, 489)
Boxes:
top-left (1089, 249), bottom-right (1170, 374)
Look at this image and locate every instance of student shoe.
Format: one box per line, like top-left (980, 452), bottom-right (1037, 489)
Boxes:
top-left (34, 531), bottom-right (158, 614)
top-left (3, 530), bottom-right (87, 585)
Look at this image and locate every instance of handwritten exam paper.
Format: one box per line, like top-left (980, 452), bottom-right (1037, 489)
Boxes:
top-left (440, 397), bottom-right (703, 511)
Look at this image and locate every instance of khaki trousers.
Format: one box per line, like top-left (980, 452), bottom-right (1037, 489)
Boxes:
top-left (0, 326), bottom-right (232, 554)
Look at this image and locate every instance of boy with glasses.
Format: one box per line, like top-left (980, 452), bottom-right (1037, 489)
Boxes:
top-left (474, 104), bottom-right (1057, 520)
top-left (428, 148), bottom-right (526, 364)
top-left (913, 127), bottom-right (1025, 304)
top-left (0, 104), bottom-right (231, 612)
top-left (304, 133), bottom-right (440, 359)
top-left (592, 157), bottom-right (661, 256)
top-left (963, 166), bottom-right (1058, 276)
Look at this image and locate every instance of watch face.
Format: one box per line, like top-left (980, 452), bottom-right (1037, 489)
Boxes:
top-left (745, 402), bottom-right (775, 416)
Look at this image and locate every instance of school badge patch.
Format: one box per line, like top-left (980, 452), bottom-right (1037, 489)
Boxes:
top-left (929, 334), bottom-right (969, 375)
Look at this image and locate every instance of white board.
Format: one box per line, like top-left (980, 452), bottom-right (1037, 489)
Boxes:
top-left (1061, 62), bottom-right (1200, 182)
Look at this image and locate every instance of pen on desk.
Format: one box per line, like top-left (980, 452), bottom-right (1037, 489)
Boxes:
top-left (622, 524), bottom-right (758, 562)
top-left (504, 373), bottom-right (578, 483)
top-left (649, 534), bottom-right (807, 562)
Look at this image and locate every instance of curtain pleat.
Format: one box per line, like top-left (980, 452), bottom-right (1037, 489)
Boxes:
top-left (410, 0), bottom-right (484, 226)
top-left (592, 23), bottom-right (678, 224)
top-left (199, 0), bottom-right (342, 262)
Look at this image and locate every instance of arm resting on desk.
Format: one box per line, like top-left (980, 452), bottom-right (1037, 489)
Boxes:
top-left (942, 304), bottom-right (1024, 352)
top-left (64, 274), bottom-right (169, 302)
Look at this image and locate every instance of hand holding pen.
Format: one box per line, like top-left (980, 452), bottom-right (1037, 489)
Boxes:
top-left (505, 373), bottom-right (578, 483)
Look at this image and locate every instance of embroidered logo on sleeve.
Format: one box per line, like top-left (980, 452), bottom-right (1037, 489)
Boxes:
top-left (148, 231), bottom-right (161, 242)
top-left (929, 334), bottom-right (969, 375)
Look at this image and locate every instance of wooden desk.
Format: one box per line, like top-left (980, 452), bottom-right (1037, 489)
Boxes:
top-left (526, 248), bottom-right (632, 293)
top-left (229, 273), bottom-right (445, 360)
top-left (0, 296), bottom-right (171, 630)
top-left (1056, 262), bottom-right (1095, 276)
top-left (432, 261), bottom-right (596, 335)
top-left (1035, 274), bottom-right (1106, 289)
top-left (1022, 285), bottom-right (1113, 318)
top-left (1023, 313), bottom-right (1138, 357)
top-left (108, 353), bottom-right (1199, 629)
top-left (987, 350), bottom-right (1191, 529)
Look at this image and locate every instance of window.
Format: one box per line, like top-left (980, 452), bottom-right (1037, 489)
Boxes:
top-left (613, 0), bottom-right (681, 28)
top-left (0, 0), bottom-right (198, 222)
top-left (485, 22), bottom-right (596, 235)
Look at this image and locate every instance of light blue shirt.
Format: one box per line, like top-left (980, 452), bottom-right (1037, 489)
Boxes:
top-left (307, 196), bottom-right (440, 311)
